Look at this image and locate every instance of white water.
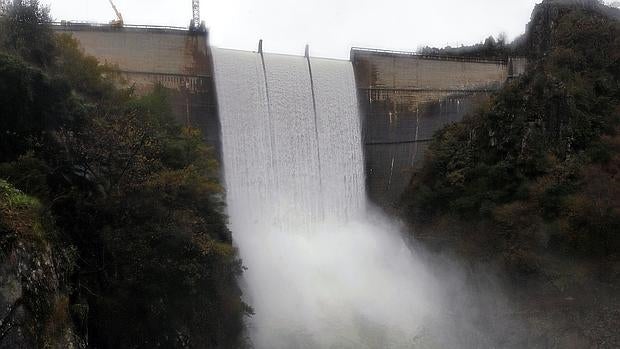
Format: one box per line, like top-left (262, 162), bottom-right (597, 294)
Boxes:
top-left (213, 48), bottom-right (468, 348)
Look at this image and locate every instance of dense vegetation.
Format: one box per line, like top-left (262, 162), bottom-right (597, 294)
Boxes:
top-left (0, 1), bottom-right (248, 348)
top-left (418, 34), bottom-right (516, 60)
top-left (0, 179), bottom-right (80, 348)
top-left (405, 0), bottom-right (620, 271)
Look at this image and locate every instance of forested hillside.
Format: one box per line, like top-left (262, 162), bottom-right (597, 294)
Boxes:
top-left (406, 0), bottom-right (619, 262)
top-left (403, 1), bottom-right (620, 343)
top-left (0, 1), bottom-right (249, 348)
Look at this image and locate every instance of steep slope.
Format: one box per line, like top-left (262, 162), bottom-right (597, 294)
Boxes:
top-left (0, 180), bottom-right (83, 348)
top-left (403, 0), bottom-right (620, 346)
top-left (405, 0), bottom-right (620, 257)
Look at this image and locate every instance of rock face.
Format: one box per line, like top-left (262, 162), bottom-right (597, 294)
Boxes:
top-left (525, 0), bottom-right (620, 57)
top-left (0, 181), bottom-right (85, 349)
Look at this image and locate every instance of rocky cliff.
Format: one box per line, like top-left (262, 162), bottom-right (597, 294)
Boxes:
top-left (525, 0), bottom-right (620, 57)
top-left (0, 180), bottom-right (84, 349)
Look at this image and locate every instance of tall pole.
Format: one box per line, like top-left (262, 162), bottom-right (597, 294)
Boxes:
top-left (192, 0), bottom-right (200, 29)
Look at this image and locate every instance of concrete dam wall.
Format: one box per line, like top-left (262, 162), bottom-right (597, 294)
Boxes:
top-left (53, 24), bottom-right (523, 207)
top-left (351, 48), bottom-right (520, 205)
top-left (52, 23), bottom-right (221, 157)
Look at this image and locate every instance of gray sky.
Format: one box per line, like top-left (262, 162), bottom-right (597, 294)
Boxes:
top-left (45, 0), bottom-right (541, 58)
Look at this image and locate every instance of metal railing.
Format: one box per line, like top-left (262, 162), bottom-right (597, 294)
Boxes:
top-left (351, 46), bottom-right (508, 65)
top-left (49, 21), bottom-right (189, 32)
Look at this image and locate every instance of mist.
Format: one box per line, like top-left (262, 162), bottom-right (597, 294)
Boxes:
top-left (236, 209), bottom-right (522, 348)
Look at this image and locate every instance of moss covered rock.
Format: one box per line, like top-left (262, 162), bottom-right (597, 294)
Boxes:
top-left (0, 180), bottom-right (83, 349)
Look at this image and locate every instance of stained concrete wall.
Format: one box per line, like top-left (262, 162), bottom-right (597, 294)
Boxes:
top-left (352, 48), bottom-right (520, 206)
top-left (51, 24), bottom-right (221, 158)
top-left (52, 24), bottom-right (210, 76)
top-left (353, 51), bottom-right (508, 91)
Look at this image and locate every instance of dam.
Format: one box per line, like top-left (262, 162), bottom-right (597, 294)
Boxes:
top-left (48, 20), bottom-right (529, 348)
top-left (52, 22), bottom-right (525, 207)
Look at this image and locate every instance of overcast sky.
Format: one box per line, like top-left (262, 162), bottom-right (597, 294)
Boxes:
top-left (44, 0), bottom-right (541, 58)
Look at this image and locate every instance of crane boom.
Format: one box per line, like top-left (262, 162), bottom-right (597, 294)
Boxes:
top-left (108, 0), bottom-right (124, 27)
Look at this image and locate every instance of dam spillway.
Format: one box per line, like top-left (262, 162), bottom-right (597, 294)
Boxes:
top-left (213, 48), bottom-right (366, 231)
top-left (213, 47), bottom-right (370, 346)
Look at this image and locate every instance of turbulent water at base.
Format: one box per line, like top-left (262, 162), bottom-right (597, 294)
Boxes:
top-left (212, 48), bottom-right (506, 348)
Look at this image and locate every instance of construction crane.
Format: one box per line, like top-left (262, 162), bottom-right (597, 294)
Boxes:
top-left (192, 0), bottom-right (200, 28)
top-left (108, 0), bottom-right (124, 28)
top-left (190, 0), bottom-right (205, 31)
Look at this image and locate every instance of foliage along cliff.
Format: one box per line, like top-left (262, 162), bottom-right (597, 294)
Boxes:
top-left (0, 1), bottom-right (249, 348)
top-left (404, 0), bottom-right (620, 269)
top-left (0, 180), bottom-right (82, 348)
top-left (405, 3), bottom-right (620, 344)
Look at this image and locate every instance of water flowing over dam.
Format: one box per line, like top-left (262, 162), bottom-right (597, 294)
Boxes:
top-left (213, 48), bottom-right (451, 348)
top-left (213, 48), bottom-right (366, 231)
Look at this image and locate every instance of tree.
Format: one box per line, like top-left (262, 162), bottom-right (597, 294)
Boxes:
top-left (45, 87), bottom-right (249, 348)
top-left (0, 53), bottom-right (76, 163)
top-left (0, 1), bottom-right (249, 346)
top-left (0, 0), bottom-right (55, 67)
top-left (404, 0), bottom-right (620, 257)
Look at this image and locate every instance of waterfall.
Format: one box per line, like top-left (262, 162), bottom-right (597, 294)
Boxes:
top-left (214, 48), bottom-right (365, 233)
top-left (213, 48), bottom-right (444, 348)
